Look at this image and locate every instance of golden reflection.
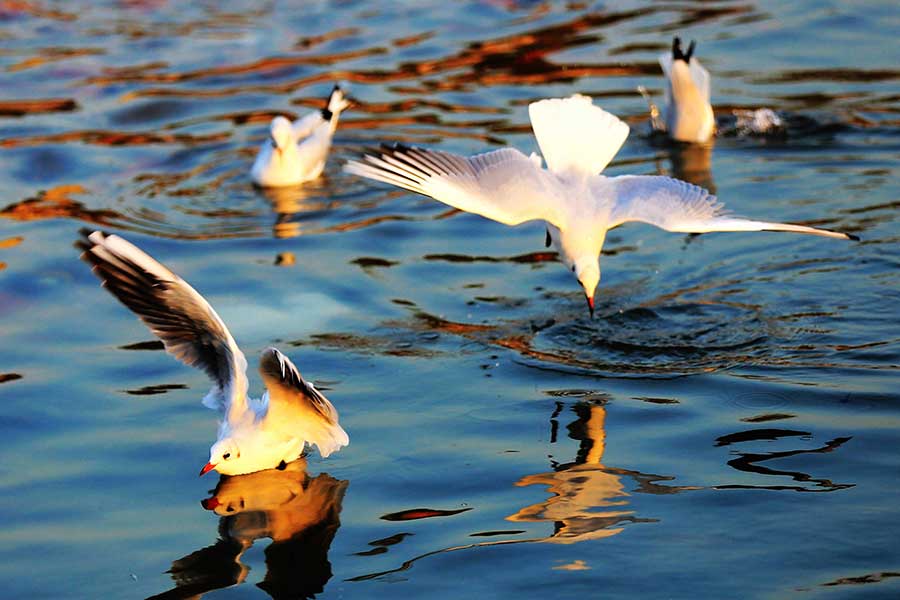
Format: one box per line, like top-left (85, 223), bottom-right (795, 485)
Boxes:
top-left (508, 403), bottom-right (636, 543)
top-left (257, 183), bottom-right (336, 239)
top-left (150, 460), bottom-right (347, 599)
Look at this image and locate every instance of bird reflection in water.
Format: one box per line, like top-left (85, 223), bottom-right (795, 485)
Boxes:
top-left (149, 459), bottom-right (348, 599)
top-left (257, 182), bottom-right (336, 239)
top-left (666, 141), bottom-right (715, 194)
top-left (508, 400), bottom-right (674, 543)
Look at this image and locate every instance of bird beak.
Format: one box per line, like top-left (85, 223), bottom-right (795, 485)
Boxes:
top-left (275, 147), bottom-right (283, 161)
top-left (200, 496), bottom-right (220, 510)
top-left (586, 295), bottom-right (595, 319)
top-left (199, 462), bottom-right (217, 477)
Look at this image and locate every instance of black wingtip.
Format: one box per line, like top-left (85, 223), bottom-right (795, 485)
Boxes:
top-left (847, 233), bottom-right (860, 242)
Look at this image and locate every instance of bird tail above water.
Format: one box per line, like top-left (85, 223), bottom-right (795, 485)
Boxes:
top-left (528, 94), bottom-right (630, 179)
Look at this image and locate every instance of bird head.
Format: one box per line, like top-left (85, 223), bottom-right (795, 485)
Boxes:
top-left (573, 259), bottom-right (600, 318)
top-left (200, 438), bottom-right (241, 476)
top-left (268, 116), bottom-right (294, 157)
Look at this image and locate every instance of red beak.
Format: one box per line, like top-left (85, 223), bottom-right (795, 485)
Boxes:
top-left (586, 295), bottom-right (595, 319)
top-left (199, 462), bottom-right (217, 477)
top-left (200, 496), bottom-right (220, 510)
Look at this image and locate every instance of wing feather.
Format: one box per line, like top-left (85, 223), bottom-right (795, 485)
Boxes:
top-left (258, 348), bottom-right (348, 458)
top-left (603, 176), bottom-right (857, 240)
top-left (345, 144), bottom-right (564, 227)
top-left (78, 230), bottom-right (249, 412)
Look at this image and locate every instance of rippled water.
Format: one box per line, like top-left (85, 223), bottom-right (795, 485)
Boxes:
top-left (1, 1), bottom-right (899, 598)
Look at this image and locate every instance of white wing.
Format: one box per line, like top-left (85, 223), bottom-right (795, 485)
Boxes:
top-left (258, 348), bottom-right (348, 458)
top-left (291, 112), bottom-right (325, 140)
top-left (345, 145), bottom-right (565, 227)
top-left (602, 176), bottom-right (857, 240)
top-left (78, 231), bottom-right (250, 414)
top-left (528, 94), bottom-right (629, 178)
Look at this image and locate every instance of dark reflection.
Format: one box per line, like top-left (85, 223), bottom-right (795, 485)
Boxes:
top-left (508, 400), bottom-right (682, 543)
top-left (715, 435), bottom-right (854, 493)
top-left (667, 141), bottom-right (715, 193)
top-left (349, 392), bottom-right (855, 581)
top-left (149, 460), bottom-right (347, 599)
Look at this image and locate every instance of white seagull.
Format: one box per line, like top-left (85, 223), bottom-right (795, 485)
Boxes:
top-left (251, 85), bottom-right (352, 187)
top-left (344, 94), bottom-right (857, 316)
top-left (78, 230), bottom-right (349, 475)
top-left (658, 37), bottom-right (715, 143)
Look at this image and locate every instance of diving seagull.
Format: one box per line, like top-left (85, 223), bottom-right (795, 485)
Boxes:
top-left (344, 94), bottom-right (857, 317)
top-left (251, 85), bottom-right (352, 187)
top-left (78, 230), bottom-right (349, 476)
top-left (657, 37), bottom-right (715, 143)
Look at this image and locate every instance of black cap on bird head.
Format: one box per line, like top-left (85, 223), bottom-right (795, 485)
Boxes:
top-left (672, 37), bottom-right (696, 63)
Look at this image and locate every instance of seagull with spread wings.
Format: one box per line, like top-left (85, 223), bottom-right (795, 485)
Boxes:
top-left (78, 231), bottom-right (348, 476)
top-left (345, 94), bottom-right (857, 317)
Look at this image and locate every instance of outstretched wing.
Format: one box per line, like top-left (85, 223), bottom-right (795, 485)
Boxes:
top-left (78, 230), bottom-right (249, 413)
top-left (345, 144), bottom-right (564, 227)
top-left (603, 176), bottom-right (857, 240)
top-left (258, 348), bottom-right (348, 458)
top-left (528, 94), bottom-right (629, 179)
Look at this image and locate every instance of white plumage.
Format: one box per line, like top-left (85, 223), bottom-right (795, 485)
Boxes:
top-left (251, 85), bottom-right (351, 187)
top-left (79, 230), bottom-right (348, 475)
top-left (657, 37), bottom-right (715, 143)
top-left (345, 94), bottom-right (857, 316)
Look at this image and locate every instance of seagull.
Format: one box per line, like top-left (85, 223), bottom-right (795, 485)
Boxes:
top-left (658, 37), bottom-right (715, 143)
top-left (251, 85), bottom-right (352, 187)
top-left (78, 230), bottom-right (349, 475)
top-left (344, 94), bottom-right (857, 317)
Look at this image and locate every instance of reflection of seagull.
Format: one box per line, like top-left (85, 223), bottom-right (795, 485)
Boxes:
top-left (251, 85), bottom-right (351, 187)
top-left (78, 231), bottom-right (348, 476)
top-left (345, 94), bottom-right (857, 316)
top-left (658, 37), bottom-right (715, 143)
top-left (509, 404), bottom-right (634, 543)
top-left (151, 461), bottom-right (348, 599)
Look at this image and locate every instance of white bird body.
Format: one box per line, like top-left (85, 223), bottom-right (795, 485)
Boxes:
top-left (658, 37), bottom-right (715, 143)
top-left (79, 231), bottom-right (348, 476)
top-left (345, 94), bottom-right (856, 314)
top-left (251, 86), bottom-right (351, 187)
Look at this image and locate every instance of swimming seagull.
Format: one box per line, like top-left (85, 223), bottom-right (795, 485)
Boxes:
top-left (78, 230), bottom-right (349, 475)
top-left (344, 94), bottom-right (857, 317)
top-left (657, 37), bottom-right (715, 143)
top-left (251, 85), bottom-right (352, 187)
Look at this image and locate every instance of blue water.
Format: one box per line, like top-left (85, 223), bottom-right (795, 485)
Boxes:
top-left (1, 1), bottom-right (898, 598)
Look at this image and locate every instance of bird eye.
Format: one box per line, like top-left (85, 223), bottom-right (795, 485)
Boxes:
top-left (269, 137), bottom-right (277, 149)
top-left (223, 452), bottom-right (231, 460)
top-left (571, 266), bottom-right (576, 273)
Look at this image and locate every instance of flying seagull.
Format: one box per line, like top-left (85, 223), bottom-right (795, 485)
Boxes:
top-left (251, 85), bottom-right (351, 187)
top-left (344, 94), bottom-right (857, 316)
top-left (78, 230), bottom-right (348, 475)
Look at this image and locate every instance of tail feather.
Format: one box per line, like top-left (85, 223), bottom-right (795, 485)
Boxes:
top-left (323, 85), bottom-right (351, 120)
top-left (528, 94), bottom-right (629, 178)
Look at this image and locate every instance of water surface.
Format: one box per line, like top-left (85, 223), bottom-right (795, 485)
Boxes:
top-left (1, 1), bottom-right (898, 598)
